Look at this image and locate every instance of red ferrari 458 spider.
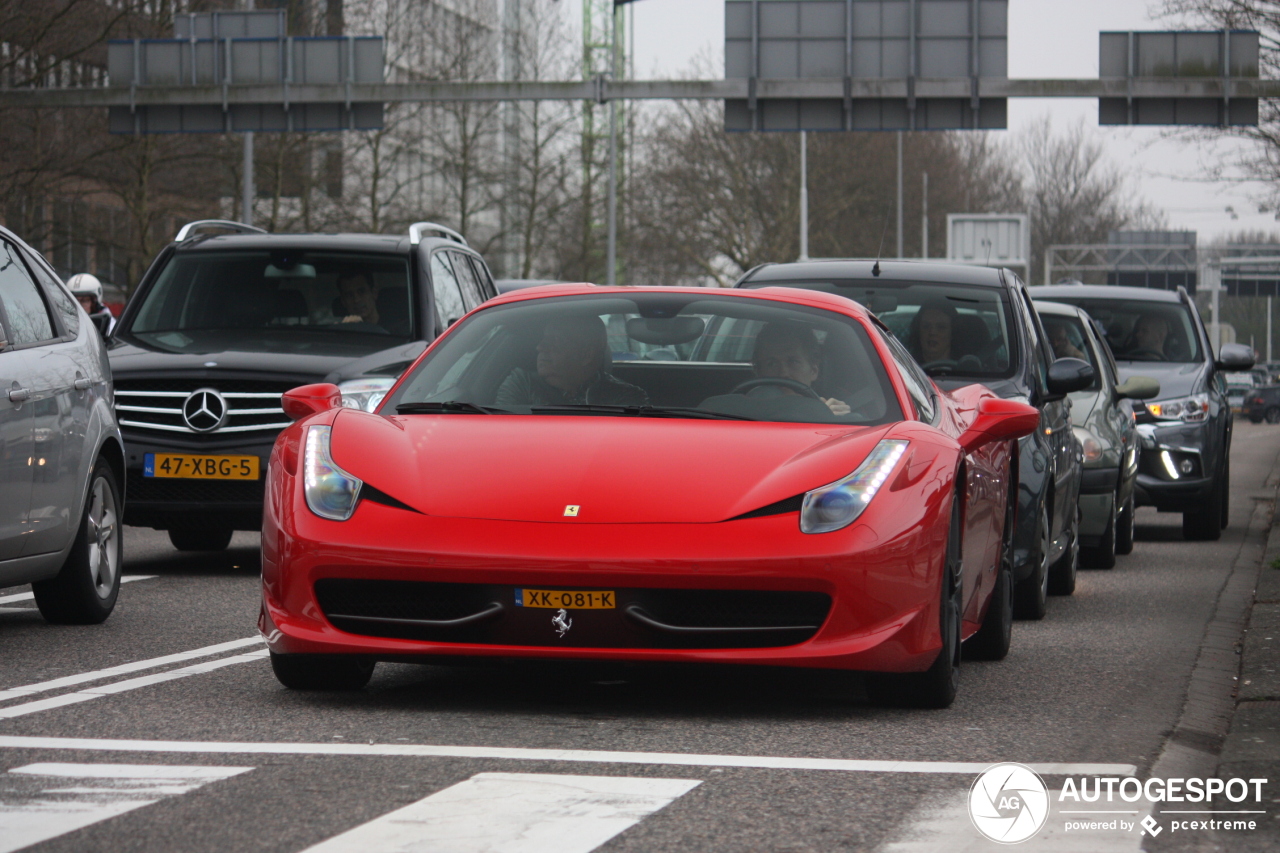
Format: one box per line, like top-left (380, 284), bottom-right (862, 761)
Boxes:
top-left (259, 285), bottom-right (1038, 707)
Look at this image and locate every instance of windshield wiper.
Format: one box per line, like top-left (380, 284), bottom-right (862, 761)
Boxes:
top-left (530, 404), bottom-right (754, 421)
top-left (395, 401), bottom-right (510, 415)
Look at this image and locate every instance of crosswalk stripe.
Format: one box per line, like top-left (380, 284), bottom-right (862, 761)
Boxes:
top-left (0, 736), bottom-right (1139, 777)
top-left (0, 636), bottom-right (264, 704)
top-left (0, 575), bottom-right (156, 607)
top-left (0, 763), bottom-right (252, 853)
top-left (300, 772), bottom-right (701, 853)
top-left (0, 650), bottom-right (270, 720)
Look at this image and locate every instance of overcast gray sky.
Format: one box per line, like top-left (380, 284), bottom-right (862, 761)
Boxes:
top-left (564, 0), bottom-right (1274, 245)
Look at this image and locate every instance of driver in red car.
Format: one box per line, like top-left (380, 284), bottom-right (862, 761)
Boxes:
top-left (496, 315), bottom-right (649, 407)
top-left (751, 322), bottom-right (850, 416)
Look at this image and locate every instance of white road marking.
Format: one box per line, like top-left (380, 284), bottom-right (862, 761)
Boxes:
top-left (301, 772), bottom-right (700, 853)
top-left (0, 636), bottom-right (265, 704)
top-left (0, 651), bottom-right (270, 720)
top-left (0, 736), bottom-right (1137, 777)
top-left (0, 575), bottom-right (156, 606)
top-left (0, 762), bottom-right (251, 853)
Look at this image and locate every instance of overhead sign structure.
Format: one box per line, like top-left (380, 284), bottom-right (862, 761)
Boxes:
top-left (724, 0), bottom-right (1009, 132)
top-left (107, 10), bottom-right (384, 134)
top-left (1099, 30), bottom-right (1259, 126)
top-left (946, 213), bottom-right (1028, 272)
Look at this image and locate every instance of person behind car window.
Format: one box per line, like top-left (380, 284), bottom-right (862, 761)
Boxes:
top-left (751, 322), bottom-right (850, 416)
top-left (1045, 318), bottom-right (1087, 361)
top-left (67, 273), bottom-right (115, 337)
top-left (495, 315), bottom-right (649, 407)
top-left (907, 303), bottom-right (957, 364)
top-left (1128, 314), bottom-right (1170, 359)
top-left (337, 271), bottom-right (380, 325)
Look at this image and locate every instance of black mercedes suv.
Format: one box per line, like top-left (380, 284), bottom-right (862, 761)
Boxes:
top-left (736, 260), bottom-right (1094, 622)
top-left (1030, 284), bottom-right (1253, 541)
top-left (108, 219), bottom-right (497, 551)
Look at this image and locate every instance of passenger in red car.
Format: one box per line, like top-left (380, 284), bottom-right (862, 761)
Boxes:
top-left (495, 315), bottom-right (649, 406)
top-left (752, 322), bottom-right (850, 416)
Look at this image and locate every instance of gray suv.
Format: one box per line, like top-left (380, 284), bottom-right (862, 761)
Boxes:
top-left (1, 226), bottom-right (125, 623)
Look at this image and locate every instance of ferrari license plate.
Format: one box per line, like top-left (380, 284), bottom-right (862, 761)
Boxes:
top-left (144, 453), bottom-right (259, 480)
top-left (516, 589), bottom-right (615, 609)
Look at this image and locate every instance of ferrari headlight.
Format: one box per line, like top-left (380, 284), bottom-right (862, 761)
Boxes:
top-left (1072, 426), bottom-right (1104, 463)
top-left (1146, 393), bottom-right (1209, 422)
top-left (800, 440), bottom-right (908, 534)
top-left (304, 425), bottom-right (362, 521)
top-left (338, 377), bottom-right (396, 413)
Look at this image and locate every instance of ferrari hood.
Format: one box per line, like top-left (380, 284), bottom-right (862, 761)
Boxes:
top-left (328, 412), bottom-right (893, 524)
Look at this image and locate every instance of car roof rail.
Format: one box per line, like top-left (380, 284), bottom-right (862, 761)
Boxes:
top-left (409, 222), bottom-right (468, 247)
top-left (174, 220), bottom-right (269, 243)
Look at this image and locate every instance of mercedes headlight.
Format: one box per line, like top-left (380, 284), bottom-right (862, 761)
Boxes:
top-left (1072, 426), bottom-right (1104, 463)
top-left (1146, 393), bottom-right (1209, 423)
top-left (800, 440), bottom-right (908, 534)
top-left (338, 377), bottom-right (396, 413)
top-left (304, 425), bottom-right (362, 521)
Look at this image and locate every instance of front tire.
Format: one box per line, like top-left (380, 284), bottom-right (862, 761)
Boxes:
top-left (1183, 464), bottom-right (1225, 541)
top-left (168, 527), bottom-right (234, 552)
top-left (1014, 507), bottom-right (1050, 620)
top-left (1048, 509), bottom-right (1080, 595)
top-left (1115, 494), bottom-right (1136, 555)
top-left (967, 491), bottom-right (1015, 661)
top-left (270, 653), bottom-right (375, 690)
top-left (33, 460), bottom-right (123, 625)
top-left (866, 496), bottom-right (962, 708)
top-left (1082, 495), bottom-right (1117, 569)
top-left (1266, 406), bottom-right (1280, 424)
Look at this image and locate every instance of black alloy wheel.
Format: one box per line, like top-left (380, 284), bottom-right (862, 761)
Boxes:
top-left (1048, 508), bottom-right (1080, 595)
top-left (1082, 494), bottom-right (1118, 569)
top-left (866, 496), bottom-right (963, 708)
top-left (1183, 463), bottom-right (1226, 541)
top-left (1115, 494), bottom-right (1136, 555)
top-left (33, 459), bottom-right (123, 625)
top-left (168, 527), bottom-right (234, 552)
top-left (965, 488), bottom-right (1015, 661)
top-left (1014, 506), bottom-right (1051, 620)
top-left (270, 653), bottom-right (376, 690)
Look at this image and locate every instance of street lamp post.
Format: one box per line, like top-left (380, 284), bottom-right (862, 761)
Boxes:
top-left (608, 0), bottom-right (644, 286)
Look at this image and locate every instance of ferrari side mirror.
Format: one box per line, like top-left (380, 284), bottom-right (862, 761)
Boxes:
top-left (282, 383), bottom-right (342, 420)
top-left (958, 397), bottom-right (1041, 454)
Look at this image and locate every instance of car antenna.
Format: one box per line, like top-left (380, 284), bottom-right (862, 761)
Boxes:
top-left (872, 206), bottom-right (891, 277)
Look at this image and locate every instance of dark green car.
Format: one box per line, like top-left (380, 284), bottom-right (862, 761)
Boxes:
top-left (1034, 300), bottom-right (1159, 568)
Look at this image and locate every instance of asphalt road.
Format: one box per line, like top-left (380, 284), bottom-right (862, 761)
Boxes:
top-left (1, 423), bottom-right (1278, 853)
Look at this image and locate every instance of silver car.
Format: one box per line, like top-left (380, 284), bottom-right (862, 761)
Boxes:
top-left (1034, 300), bottom-right (1159, 569)
top-left (1, 226), bottom-right (124, 623)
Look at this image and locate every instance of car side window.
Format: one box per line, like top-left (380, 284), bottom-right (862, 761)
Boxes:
top-left (878, 328), bottom-right (937, 423)
top-left (24, 250), bottom-right (79, 338)
top-left (1015, 289), bottom-right (1048, 392)
top-left (429, 252), bottom-right (467, 329)
top-left (448, 251), bottom-right (484, 310)
top-left (469, 256), bottom-right (497, 300)
top-left (0, 239), bottom-right (55, 346)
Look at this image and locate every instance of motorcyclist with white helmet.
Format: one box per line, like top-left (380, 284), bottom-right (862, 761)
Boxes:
top-left (67, 273), bottom-right (116, 337)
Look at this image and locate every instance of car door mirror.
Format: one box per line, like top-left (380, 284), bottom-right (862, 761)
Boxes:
top-left (1045, 357), bottom-right (1095, 399)
top-left (1114, 375), bottom-right (1160, 401)
top-left (958, 397), bottom-right (1041, 454)
top-left (1216, 343), bottom-right (1255, 371)
top-left (282, 383), bottom-right (342, 420)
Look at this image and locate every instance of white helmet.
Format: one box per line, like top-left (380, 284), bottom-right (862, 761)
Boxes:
top-left (66, 273), bottom-right (103, 301)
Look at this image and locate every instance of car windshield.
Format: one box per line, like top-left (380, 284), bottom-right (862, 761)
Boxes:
top-left (1032, 297), bottom-right (1202, 364)
top-left (124, 250), bottom-right (413, 353)
top-left (741, 280), bottom-right (1015, 380)
top-left (1038, 312), bottom-right (1101, 392)
top-left (385, 293), bottom-right (904, 426)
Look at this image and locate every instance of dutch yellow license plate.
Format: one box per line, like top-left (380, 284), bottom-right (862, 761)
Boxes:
top-left (144, 453), bottom-right (259, 480)
top-left (516, 589), bottom-right (616, 609)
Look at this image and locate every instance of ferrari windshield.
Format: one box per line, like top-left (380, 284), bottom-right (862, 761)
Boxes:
top-left (1031, 297), bottom-right (1202, 364)
top-left (740, 280), bottom-right (1015, 380)
top-left (125, 251), bottom-right (413, 353)
top-left (385, 293), bottom-right (904, 426)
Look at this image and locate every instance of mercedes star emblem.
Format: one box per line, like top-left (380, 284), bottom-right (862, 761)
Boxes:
top-left (182, 387), bottom-right (228, 432)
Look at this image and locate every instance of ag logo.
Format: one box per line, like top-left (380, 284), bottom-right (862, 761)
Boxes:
top-left (968, 763), bottom-right (1050, 844)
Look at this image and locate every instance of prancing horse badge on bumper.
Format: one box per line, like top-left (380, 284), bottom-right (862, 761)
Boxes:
top-left (552, 608), bottom-right (572, 637)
